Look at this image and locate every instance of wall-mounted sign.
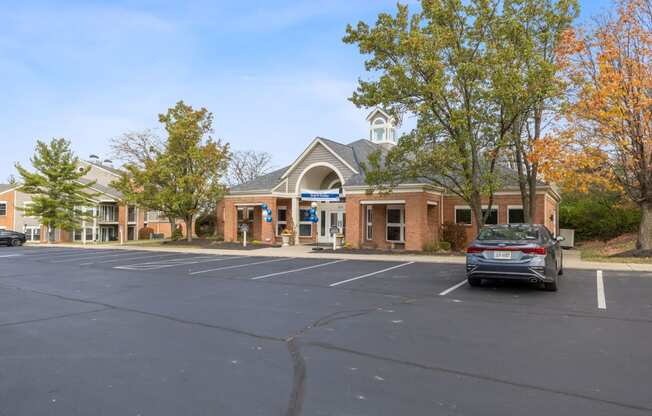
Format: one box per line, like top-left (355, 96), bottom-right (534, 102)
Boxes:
top-left (300, 188), bottom-right (341, 202)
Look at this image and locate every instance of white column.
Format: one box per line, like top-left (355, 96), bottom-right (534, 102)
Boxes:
top-left (291, 197), bottom-right (300, 245)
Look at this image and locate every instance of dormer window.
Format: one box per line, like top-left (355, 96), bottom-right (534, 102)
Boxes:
top-left (367, 109), bottom-right (397, 145)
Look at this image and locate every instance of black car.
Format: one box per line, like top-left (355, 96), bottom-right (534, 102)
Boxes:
top-left (0, 230), bottom-right (27, 247)
top-left (465, 224), bottom-right (564, 291)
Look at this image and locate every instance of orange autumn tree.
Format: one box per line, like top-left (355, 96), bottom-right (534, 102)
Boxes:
top-left (556, 0), bottom-right (652, 250)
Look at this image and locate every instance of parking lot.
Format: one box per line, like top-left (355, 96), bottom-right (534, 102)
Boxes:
top-left (1, 246), bottom-right (651, 415)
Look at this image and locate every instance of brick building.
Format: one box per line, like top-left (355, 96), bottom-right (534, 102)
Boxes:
top-left (0, 159), bottom-right (188, 243)
top-left (222, 108), bottom-right (560, 251)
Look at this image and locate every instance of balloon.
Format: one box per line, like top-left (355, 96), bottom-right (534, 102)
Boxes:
top-left (265, 217), bottom-right (272, 223)
top-left (261, 203), bottom-right (268, 210)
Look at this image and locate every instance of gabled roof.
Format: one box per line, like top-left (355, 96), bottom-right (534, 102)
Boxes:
top-left (82, 160), bottom-right (124, 177)
top-left (229, 167), bottom-right (289, 193)
top-left (280, 137), bottom-right (361, 179)
top-left (77, 178), bottom-right (122, 200)
top-left (229, 138), bottom-right (388, 194)
top-left (0, 184), bottom-right (17, 195)
top-left (366, 108), bottom-right (393, 122)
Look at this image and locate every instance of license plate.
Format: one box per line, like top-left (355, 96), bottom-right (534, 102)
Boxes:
top-left (493, 251), bottom-right (512, 260)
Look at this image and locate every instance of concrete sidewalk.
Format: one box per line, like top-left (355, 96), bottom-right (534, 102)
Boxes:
top-left (28, 242), bottom-right (652, 272)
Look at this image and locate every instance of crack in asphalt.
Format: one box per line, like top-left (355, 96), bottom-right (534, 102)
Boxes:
top-left (0, 307), bottom-right (112, 328)
top-left (2, 265), bottom-right (651, 415)
top-left (304, 340), bottom-right (652, 413)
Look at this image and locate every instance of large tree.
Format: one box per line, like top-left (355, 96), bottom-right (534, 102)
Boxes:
top-left (113, 102), bottom-right (230, 242)
top-left (344, 0), bottom-right (573, 232)
top-left (505, 0), bottom-right (578, 223)
top-left (556, 0), bottom-right (652, 250)
top-left (15, 139), bottom-right (98, 242)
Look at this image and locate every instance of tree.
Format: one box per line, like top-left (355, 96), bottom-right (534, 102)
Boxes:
top-left (505, 0), bottom-right (578, 223)
top-left (556, 0), bottom-right (652, 250)
top-left (112, 102), bottom-right (230, 242)
top-left (15, 139), bottom-right (99, 242)
top-left (109, 129), bottom-right (163, 168)
top-left (227, 150), bottom-right (273, 186)
top-left (344, 0), bottom-right (574, 233)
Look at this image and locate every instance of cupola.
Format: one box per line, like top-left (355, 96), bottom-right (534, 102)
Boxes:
top-left (366, 108), bottom-right (397, 145)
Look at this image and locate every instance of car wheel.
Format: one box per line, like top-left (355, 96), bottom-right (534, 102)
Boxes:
top-left (543, 277), bottom-right (558, 291)
top-left (10, 239), bottom-right (22, 247)
top-left (467, 276), bottom-right (481, 287)
top-left (558, 264), bottom-right (564, 276)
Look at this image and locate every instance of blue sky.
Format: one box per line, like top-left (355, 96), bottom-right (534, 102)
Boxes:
top-left (0, 0), bottom-right (612, 179)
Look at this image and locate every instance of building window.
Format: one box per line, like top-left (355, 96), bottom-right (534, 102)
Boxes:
top-left (299, 208), bottom-right (312, 237)
top-left (277, 206), bottom-right (287, 235)
top-left (0, 202), bottom-right (6, 216)
top-left (482, 207), bottom-right (499, 225)
top-left (508, 206), bottom-right (525, 224)
top-left (386, 205), bottom-right (405, 242)
top-left (455, 207), bottom-right (472, 225)
top-left (366, 206), bottom-right (373, 240)
top-left (24, 226), bottom-right (40, 241)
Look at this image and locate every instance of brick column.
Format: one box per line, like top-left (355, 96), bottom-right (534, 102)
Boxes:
top-left (404, 196), bottom-right (427, 251)
top-left (261, 198), bottom-right (277, 243)
top-left (345, 196), bottom-right (363, 248)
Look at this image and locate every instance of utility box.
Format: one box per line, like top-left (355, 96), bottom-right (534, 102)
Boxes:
top-left (559, 229), bottom-right (575, 248)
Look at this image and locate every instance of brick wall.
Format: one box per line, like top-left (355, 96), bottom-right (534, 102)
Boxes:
top-left (0, 190), bottom-right (16, 230)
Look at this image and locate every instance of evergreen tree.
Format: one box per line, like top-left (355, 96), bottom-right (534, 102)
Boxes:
top-left (15, 139), bottom-right (99, 242)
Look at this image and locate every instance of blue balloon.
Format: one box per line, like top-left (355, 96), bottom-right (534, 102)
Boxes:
top-left (266, 209), bottom-right (273, 216)
top-left (261, 203), bottom-right (268, 210)
top-left (265, 217), bottom-right (272, 223)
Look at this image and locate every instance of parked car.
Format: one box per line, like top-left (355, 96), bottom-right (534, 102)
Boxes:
top-left (465, 224), bottom-right (564, 291)
top-left (0, 230), bottom-right (27, 247)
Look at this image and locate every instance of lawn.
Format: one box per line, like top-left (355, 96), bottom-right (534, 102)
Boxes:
top-left (577, 233), bottom-right (652, 264)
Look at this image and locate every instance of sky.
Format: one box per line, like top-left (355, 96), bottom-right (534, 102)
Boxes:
top-left (0, 0), bottom-right (613, 180)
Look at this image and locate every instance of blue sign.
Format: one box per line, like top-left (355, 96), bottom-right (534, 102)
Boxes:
top-left (300, 188), bottom-right (340, 202)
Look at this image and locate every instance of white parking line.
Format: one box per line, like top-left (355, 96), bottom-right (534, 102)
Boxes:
top-left (51, 251), bottom-right (137, 263)
top-left (23, 249), bottom-right (108, 259)
top-left (0, 254), bottom-right (21, 258)
top-left (439, 279), bottom-right (468, 296)
top-left (250, 259), bottom-right (347, 280)
top-left (189, 257), bottom-right (293, 276)
top-left (597, 270), bottom-right (606, 310)
top-left (79, 252), bottom-right (181, 266)
top-left (329, 262), bottom-right (414, 287)
top-left (115, 255), bottom-right (250, 270)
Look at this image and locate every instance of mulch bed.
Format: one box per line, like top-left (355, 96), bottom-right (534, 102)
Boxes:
top-left (314, 247), bottom-right (465, 256)
top-left (163, 239), bottom-right (278, 251)
top-left (611, 249), bottom-right (652, 258)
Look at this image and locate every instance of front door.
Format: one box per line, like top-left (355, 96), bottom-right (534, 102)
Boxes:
top-left (318, 208), bottom-right (345, 244)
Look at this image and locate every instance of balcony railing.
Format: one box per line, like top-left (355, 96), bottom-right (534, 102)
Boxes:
top-left (98, 204), bottom-right (118, 223)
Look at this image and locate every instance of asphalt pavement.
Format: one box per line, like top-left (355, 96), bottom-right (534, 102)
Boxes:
top-left (1, 246), bottom-right (651, 416)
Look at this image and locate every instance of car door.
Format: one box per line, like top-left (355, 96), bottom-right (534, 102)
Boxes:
top-left (0, 231), bottom-right (8, 245)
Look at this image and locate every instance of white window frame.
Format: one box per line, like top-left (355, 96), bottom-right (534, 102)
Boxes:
top-left (23, 225), bottom-right (41, 241)
top-left (507, 205), bottom-right (525, 224)
top-left (299, 208), bottom-right (313, 237)
top-left (0, 201), bottom-right (7, 216)
top-left (365, 206), bottom-right (373, 241)
top-left (386, 205), bottom-right (405, 243)
top-left (276, 206), bottom-right (287, 236)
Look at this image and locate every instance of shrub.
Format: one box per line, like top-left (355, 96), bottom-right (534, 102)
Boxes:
top-left (195, 214), bottom-right (216, 238)
top-left (422, 242), bottom-right (438, 252)
top-left (560, 190), bottom-right (640, 242)
top-left (439, 241), bottom-right (452, 251)
top-left (171, 225), bottom-right (184, 241)
top-left (138, 226), bottom-right (154, 240)
top-left (441, 222), bottom-right (467, 251)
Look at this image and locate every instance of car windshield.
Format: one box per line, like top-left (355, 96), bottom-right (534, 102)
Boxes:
top-left (477, 226), bottom-right (540, 241)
